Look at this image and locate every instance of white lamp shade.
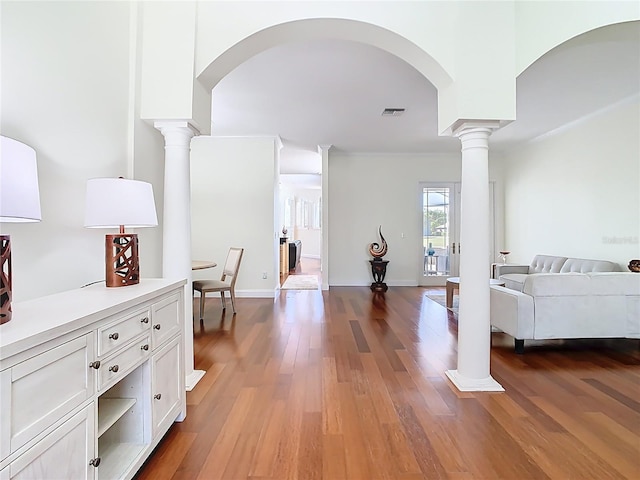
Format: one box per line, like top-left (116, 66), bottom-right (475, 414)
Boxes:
top-left (84, 178), bottom-right (158, 228)
top-left (0, 136), bottom-right (42, 222)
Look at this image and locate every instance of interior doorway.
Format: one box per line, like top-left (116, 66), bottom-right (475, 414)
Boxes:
top-left (278, 176), bottom-right (322, 285)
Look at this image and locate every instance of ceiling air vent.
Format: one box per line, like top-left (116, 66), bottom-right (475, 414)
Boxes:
top-left (381, 108), bottom-right (405, 116)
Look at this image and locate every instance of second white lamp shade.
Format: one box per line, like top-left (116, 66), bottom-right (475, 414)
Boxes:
top-left (84, 178), bottom-right (158, 229)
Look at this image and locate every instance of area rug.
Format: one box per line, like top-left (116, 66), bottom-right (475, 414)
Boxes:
top-left (282, 274), bottom-right (319, 290)
top-left (425, 293), bottom-right (459, 313)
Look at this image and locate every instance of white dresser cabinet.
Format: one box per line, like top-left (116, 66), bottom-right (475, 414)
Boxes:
top-left (0, 279), bottom-right (186, 480)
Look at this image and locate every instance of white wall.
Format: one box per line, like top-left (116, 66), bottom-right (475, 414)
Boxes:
top-left (131, 2), bottom-right (166, 279)
top-left (132, 122), bottom-right (166, 280)
top-left (1, 1), bottom-right (137, 301)
top-left (327, 152), bottom-right (505, 286)
top-left (501, 97), bottom-right (640, 268)
top-left (190, 136), bottom-right (279, 297)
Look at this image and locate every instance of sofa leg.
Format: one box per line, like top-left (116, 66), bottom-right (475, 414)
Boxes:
top-left (514, 339), bottom-right (525, 354)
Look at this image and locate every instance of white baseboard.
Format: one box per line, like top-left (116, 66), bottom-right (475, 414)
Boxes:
top-left (387, 280), bottom-right (419, 287)
top-left (328, 281), bottom-right (418, 287)
top-left (239, 289), bottom-right (278, 298)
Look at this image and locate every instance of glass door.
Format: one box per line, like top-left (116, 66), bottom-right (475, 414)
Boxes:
top-left (419, 183), bottom-right (459, 286)
top-left (418, 182), bottom-right (496, 286)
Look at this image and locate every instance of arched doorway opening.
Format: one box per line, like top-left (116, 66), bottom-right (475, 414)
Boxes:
top-left (194, 18), bottom-right (453, 290)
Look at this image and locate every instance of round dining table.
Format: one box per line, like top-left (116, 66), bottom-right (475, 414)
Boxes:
top-left (191, 260), bottom-right (217, 270)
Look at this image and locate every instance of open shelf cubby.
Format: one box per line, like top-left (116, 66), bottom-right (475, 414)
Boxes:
top-left (97, 362), bottom-right (151, 479)
top-left (98, 398), bottom-right (137, 438)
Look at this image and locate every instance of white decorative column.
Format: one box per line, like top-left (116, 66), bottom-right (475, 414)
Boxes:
top-left (318, 144), bottom-right (331, 291)
top-left (445, 123), bottom-right (504, 392)
top-left (154, 120), bottom-right (204, 391)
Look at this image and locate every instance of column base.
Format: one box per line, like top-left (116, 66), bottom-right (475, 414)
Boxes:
top-left (185, 369), bottom-right (206, 391)
top-left (445, 369), bottom-right (504, 392)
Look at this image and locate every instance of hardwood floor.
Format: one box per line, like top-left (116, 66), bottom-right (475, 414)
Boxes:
top-left (290, 256), bottom-right (321, 276)
top-left (281, 256), bottom-right (322, 287)
top-left (135, 281), bottom-right (640, 480)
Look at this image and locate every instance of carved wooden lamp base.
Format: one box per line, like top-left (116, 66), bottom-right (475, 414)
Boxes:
top-left (105, 233), bottom-right (140, 287)
top-left (1, 235), bottom-right (12, 323)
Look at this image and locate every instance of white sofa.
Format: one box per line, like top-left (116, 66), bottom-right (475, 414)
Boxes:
top-left (494, 254), bottom-right (620, 291)
top-left (490, 255), bottom-right (639, 353)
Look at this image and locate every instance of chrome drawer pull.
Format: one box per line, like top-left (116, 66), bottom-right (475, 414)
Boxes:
top-left (109, 332), bottom-right (119, 340)
top-left (109, 365), bottom-right (119, 373)
top-left (141, 317), bottom-right (149, 324)
top-left (89, 361), bottom-right (101, 369)
top-left (153, 324), bottom-right (161, 330)
top-left (141, 344), bottom-right (149, 351)
top-left (154, 393), bottom-right (162, 400)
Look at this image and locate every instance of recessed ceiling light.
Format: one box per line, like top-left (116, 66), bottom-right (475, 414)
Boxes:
top-left (381, 108), bottom-right (405, 116)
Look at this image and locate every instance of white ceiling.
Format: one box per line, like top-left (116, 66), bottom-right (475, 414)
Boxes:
top-left (210, 21), bottom-right (640, 182)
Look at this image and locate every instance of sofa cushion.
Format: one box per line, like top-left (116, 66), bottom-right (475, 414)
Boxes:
top-left (500, 273), bottom-right (529, 291)
top-left (587, 272), bottom-right (640, 295)
top-left (529, 255), bottom-right (568, 273)
top-left (560, 257), bottom-right (619, 273)
top-left (522, 273), bottom-right (590, 296)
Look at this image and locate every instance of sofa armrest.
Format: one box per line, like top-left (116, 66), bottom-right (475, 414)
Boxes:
top-left (494, 264), bottom-right (529, 278)
top-left (490, 285), bottom-right (534, 339)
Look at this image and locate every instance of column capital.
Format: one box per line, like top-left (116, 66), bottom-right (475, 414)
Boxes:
top-left (154, 120), bottom-right (200, 146)
top-left (453, 121), bottom-right (500, 151)
top-left (451, 119), bottom-right (501, 137)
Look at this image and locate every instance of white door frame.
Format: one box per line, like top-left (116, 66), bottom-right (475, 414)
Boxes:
top-left (419, 181), bottom-right (496, 286)
top-left (418, 182), bottom-right (458, 287)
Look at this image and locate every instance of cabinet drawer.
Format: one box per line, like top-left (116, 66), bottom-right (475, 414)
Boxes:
top-left (98, 336), bottom-right (151, 392)
top-left (151, 294), bottom-right (181, 349)
top-left (7, 334), bottom-right (94, 455)
top-left (98, 308), bottom-right (151, 357)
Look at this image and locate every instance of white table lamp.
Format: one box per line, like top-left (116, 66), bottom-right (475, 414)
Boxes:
top-left (0, 136), bottom-right (42, 323)
top-left (84, 177), bottom-right (157, 287)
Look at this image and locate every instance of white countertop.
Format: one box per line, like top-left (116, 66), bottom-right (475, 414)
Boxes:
top-left (0, 278), bottom-right (186, 360)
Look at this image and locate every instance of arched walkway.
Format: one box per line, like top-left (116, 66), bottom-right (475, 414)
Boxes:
top-left (197, 18), bottom-right (453, 94)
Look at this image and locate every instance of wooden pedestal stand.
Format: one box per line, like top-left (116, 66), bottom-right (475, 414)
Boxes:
top-left (369, 258), bottom-right (389, 292)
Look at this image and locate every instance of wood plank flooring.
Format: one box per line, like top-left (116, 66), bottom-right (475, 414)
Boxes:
top-left (135, 267), bottom-right (640, 480)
